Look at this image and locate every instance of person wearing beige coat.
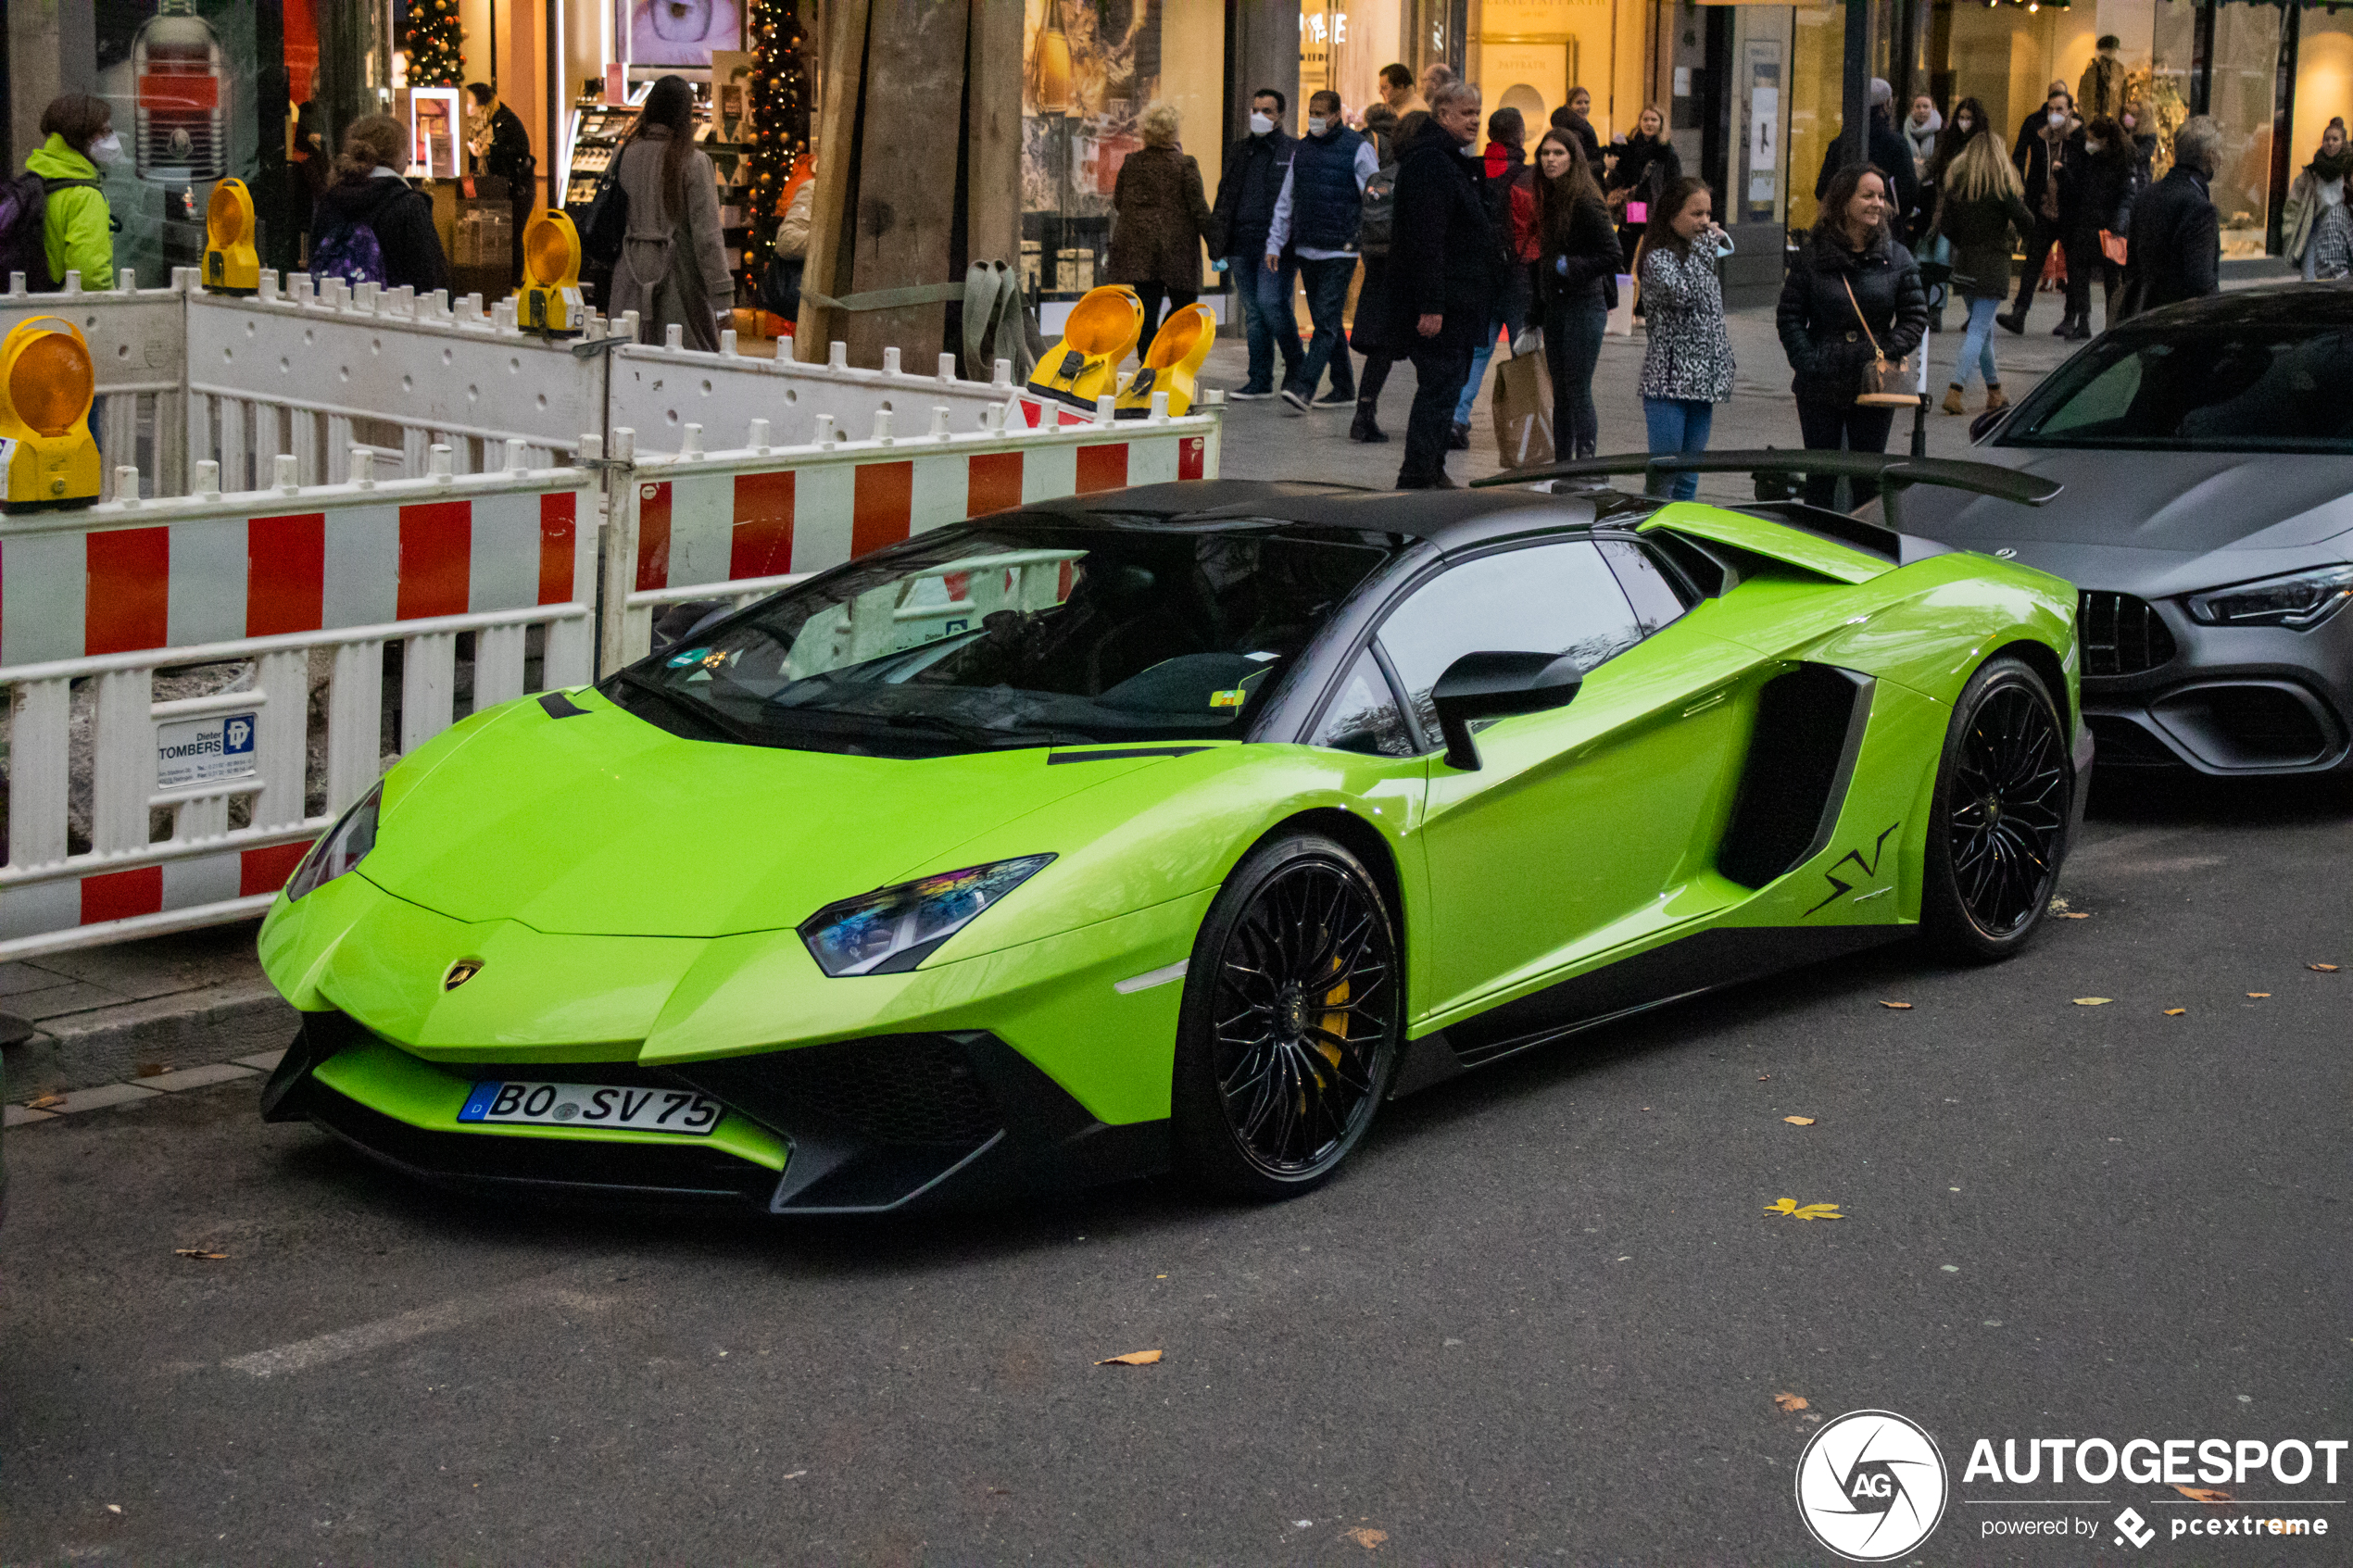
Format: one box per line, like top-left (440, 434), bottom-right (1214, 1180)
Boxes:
top-left (609, 75), bottom-right (735, 351)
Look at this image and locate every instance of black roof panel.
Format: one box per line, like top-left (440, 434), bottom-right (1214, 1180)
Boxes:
top-left (1013, 478), bottom-right (1616, 546)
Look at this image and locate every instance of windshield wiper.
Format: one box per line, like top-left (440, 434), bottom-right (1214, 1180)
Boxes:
top-left (883, 711), bottom-right (1073, 749)
top-left (609, 667), bottom-right (762, 745)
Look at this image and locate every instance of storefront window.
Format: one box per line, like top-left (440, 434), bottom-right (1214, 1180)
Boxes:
top-left (2142, 0), bottom-right (2199, 175)
top-left (2208, 0), bottom-right (2282, 257)
top-left (1302, 0), bottom-right (1405, 119)
top-left (1021, 0), bottom-right (1226, 300)
top-left (1787, 2), bottom-right (1843, 233)
top-left (2292, 8), bottom-right (2353, 181)
top-left (1475, 0), bottom-right (1595, 134)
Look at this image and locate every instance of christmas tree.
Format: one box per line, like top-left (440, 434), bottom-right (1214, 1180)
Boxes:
top-left (741, 0), bottom-right (812, 296)
top-left (405, 0), bottom-right (465, 89)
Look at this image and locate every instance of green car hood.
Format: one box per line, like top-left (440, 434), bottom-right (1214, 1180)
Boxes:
top-left (359, 692), bottom-right (1177, 938)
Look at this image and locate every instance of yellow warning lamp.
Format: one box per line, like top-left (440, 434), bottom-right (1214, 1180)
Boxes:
top-left (518, 211), bottom-right (585, 337)
top-left (0, 318), bottom-right (102, 513)
top-left (1114, 302), bottom-right (1217, 419)
top-left (204, 178), bottom-right (260, 294)
top-left (1026, 284), bottom-right (1142, 410)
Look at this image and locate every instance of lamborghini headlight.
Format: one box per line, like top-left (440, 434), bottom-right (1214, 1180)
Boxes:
top-left (2183, 564), bottom-right (2353, 630)
top-left (285, 782), bottom-right (383, 901)
top-left (799, 855), bottom-right (1055, 977)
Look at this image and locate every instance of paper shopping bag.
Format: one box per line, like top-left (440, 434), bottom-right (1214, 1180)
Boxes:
top-left (1605, 274), bottom-right (1637, 337)
top-left (1490, 337), bottom-right (1555, 470)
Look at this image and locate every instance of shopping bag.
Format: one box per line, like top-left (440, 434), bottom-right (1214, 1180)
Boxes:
top-left (1605, 273), bottom-right (1637, 336)
top-left (2099, 228), bottom-right (2128, 267)
top-left (1490, 334), bottom-right (1555, 470)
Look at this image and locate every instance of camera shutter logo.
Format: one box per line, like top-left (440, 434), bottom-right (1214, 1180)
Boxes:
top-left (1793, 1409), bottom-right (1949, 1561)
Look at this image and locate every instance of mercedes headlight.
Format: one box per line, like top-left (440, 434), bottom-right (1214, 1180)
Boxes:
top-left (799, 855), bottom-right (1055, 977)
top-left (285, 782), bottom-right (384, 901)
top-left (2183, 564), bottom-right (2353, 630)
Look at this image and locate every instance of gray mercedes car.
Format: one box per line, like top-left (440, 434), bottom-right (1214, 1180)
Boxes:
top-left (1904, 284), bottom-right (2353, 775)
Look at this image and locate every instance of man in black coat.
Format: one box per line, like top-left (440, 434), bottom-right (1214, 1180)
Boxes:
top-left (1997, 87), bottom-right (2083, 332)
top-left (465, 83), bottom-right (536, 282)
top-left (2122, 114), bottom-right (2223, 316)
top-left (1212, 89), bottom-right (1302, 397)
top-left (1814, 80), bottom-right (1920, 233)
top-left (1388, 83), bottom-right (1495, 488)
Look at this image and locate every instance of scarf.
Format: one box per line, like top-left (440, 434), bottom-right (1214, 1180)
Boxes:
top-left (2310, 147), bottom-right (2353, 184)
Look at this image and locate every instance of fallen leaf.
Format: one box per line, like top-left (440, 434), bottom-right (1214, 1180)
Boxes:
top-left (172, 1248), bottom-right (228, 1261)
top-left (2310, 963), bottom-right (2340, 972)
top-left (1756, 1073), bottom-right (1772, 1081)
top-left (1880, 1001), bottom-right (1913, 1010)
top-left (2073, 997), bottom-right (2112, 1006)
top-left (2164, 1008), bottom-right (2187, 1016)
top-left (105, 1505), bottom-right (121, 1515)
top-left (2246, 992), bottom-right (2271, 998)
top-left (1793, 1203), bottom-right (1846, 1221)
top-left (1095, 1349), bottom-right (1163, 1366)
top-left (1764, 1198), bottom-right (1798, 1215)
top-left (2173, 1485), bottom-right (2232, 1505)
top-left (1774, 1392), bottom-right (1809, 1412)
top-left (1784, 1115), bottom-right (1816, 1126)
top-left (24, 1094), bottom-right (64, 1110)
top-left (1342, 1527), bottom-right (1389, 1549)
top-left (2057, 911), bottom-right (2091, 919)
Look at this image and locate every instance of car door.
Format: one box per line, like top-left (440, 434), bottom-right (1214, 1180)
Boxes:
top-left (1378, 535), bottom-right (1769, 1026)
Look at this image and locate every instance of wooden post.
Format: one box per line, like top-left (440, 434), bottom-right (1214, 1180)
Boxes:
top-left (844, 0), bottom-right (972, 367)
top-left (965, 0), bottom-right (1024, 280)
top-left (796, 0), bottom-right (873, 360)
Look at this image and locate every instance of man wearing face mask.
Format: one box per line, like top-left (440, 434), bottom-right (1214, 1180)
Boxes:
top-left (19, 94), bottom-right (120, 292)
top-left (1213, 90), bottom-right (1303, 398)
top-left (1266, 90), bottom-right (1378, 411)
top-left (1997, 88), bottom-right (2082, 333)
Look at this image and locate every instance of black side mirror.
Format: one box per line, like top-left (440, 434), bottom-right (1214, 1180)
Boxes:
top-left (1430, 650), bottom-right (1584, 771)
top-left (1968, 408), bottom-right (2008, 444)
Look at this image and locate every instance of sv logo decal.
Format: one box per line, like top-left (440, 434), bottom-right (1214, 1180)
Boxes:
top-left (1804, 822), bottom-right (1900, 917)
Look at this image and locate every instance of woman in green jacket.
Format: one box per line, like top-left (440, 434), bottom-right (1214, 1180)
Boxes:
top-left (23, 94), bottom-right (119, 291)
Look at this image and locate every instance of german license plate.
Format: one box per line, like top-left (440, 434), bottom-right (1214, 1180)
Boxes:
top-left (457, 1081), bottom-right (723, 1135)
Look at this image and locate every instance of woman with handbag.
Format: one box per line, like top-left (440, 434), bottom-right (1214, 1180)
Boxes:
top-left (1532, 126), bottom-right (1623, 461)
top-left (2072, 118), bottom-right (2136, 331)
top-left (609, 75), bottom-right (735, 351)
top-left (1636, 178), bottom-right (1736, 500)
top-left (1930, 126), bottom-right (2034, 415)
top-left (1604, 106), bottom-right (1680, 263)
top-left (1776, 164), bottom-right (1928, 510)
top-left (2284, 119), bottom-right (2353, 282)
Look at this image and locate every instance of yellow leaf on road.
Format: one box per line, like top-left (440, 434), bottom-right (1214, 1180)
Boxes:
top-left (1774, 1392), bottom-right (1809, 1412)
top-left (172, 1249), bottom-right (227, 1261)
top-left (1784, 1116), bottom-right (1816, 1126)
top-left (1095, 1349), bottom-right (1163, 1366)
top-left (1880, 1001), bottom-right (1913, 1010)
top-left (1764, 1198), bottom-right (1798, 1215)
top-left (2173, 1485), bottom-right (2232, 1504)
top-left (2057, 911), bottom-right (2090, 919)
top-left (2310, 963), bottom-right (2340, 972)
top-left (2073, 997), bottom-right (2112, 1006)
top-left (2164, 1008), bottom-right (2187, 1016)
top-left (1342, 1527), bottom-right (1388, 1549)
top-left (24, 1094), bottom-right (64, 1110)
top-left (1793, 1203), bottom-right (1846, 1221)
top-left (2246, 992), bottom-right (2271, 998)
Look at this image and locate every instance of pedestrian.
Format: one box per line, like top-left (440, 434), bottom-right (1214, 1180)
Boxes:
top-left (1815, 80), bottom-right (1921, 239)
top-left (2284, 119), bottom-right (2353, 282)
top-left (464, 82), bottom-right (537, 282)
top-left (1211, 88), bottom-right (1301, 399)
top-left (2078, 36), bottom-right (2127, 126)
top-left (2013, 82), bottom-right (2071, 162)
top-left (1606, 105), bottom-right (1680, 259)
top-left (1420, 62), bottom-right (1457, 107)
top-left (1378, 63), bottom-right (1424, 119)
top-left (1550, 87), bottom-right (1604, 183)
top-left (1904, 94), bottom-right (1943, 177)
top-left (1531, 125), bottom-right (1621, 461)
top-left (1996, 87), bottom-right (2082, 334)
top-left (2119, 101), bottom-right (2158, 195)
top-left (1928, 125), bottom-right (2033, 415)
top-left (1108, 100), bottom-right (1214, 353)
top-left (19, 94), bottom-right (118, 292)
top-left (2071, 117), bottom-right (2135, 331)
top-left (1635, 178), bottom-right (1735, 500)
top-left (1349, 107), bottom-right (1428, 445)
top-left (607, 76), bottom-right (733, 350)
top-left (1777, 163), bottom-right (1927, 509)
top-left (311, 114), bottom-right (451, 296)
top-left (1265, 90), bottom-right (1377, 411)
top-left (1445, 106), bottom-right (1536, 446)
top-left (2121, 114), bottom-right (2222, 315)
top-left (1388, 82), bottom-right (1494, 489)
top-left (1361, 102), bottom-right (1400, 163)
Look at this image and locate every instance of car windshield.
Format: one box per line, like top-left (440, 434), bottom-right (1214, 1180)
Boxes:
top-left (2001, 324), bottom-right (2353, 454)
top-left (606, 523), bottom-right (1393, 756)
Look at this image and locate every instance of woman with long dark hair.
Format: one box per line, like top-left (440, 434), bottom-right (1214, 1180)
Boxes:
top-left (610, 75), bottom-right (734, 350)
top-left (1530, 126), bottom-right (1621, 461)
top-left (1775, 163), bottom-right (1926, 508)
top-left (1635, 177), bottom-right (1735, 499)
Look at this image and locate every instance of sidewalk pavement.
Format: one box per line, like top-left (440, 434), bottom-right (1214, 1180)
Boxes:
top-left (0, 292), bottom-right (2106, 1113)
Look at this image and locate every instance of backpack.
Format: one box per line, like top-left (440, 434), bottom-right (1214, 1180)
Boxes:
top-left (1357, 162), bottom-right (1397, 258)
top-left (0, 173), bottom-right (101, 292)
top-left (310, 220), bottom-right (387, 287)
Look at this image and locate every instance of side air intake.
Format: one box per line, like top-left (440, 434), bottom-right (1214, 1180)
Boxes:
top-left (1718, 664), bottom-right (1875, 889)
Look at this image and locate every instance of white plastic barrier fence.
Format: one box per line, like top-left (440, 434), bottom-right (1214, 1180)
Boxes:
top-left (2, 270), bottom-right (189, 502)
top-left (0, 445), bottom-right (596, 960)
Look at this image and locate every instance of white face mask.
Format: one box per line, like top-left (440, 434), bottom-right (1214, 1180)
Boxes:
top-left (87, 132), bottom-right (123, 166)
top-left (2048, 111), bottom-right (2067, 128)
top-left (1956, 117), bottom-right (1973, 133)
top-left (1307, 117), bottom-right (1328, 136)
top-left (1249, 112), bottom-right (1275, 136)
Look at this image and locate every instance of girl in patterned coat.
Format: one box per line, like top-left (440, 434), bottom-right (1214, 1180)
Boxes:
top-left (1635, 177), bottom-right (1735, 500)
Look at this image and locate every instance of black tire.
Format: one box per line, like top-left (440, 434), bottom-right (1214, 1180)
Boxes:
top-left (1172, 833), bottom-right (1402, 1199)
top-left (1922, 656), bottom-right (2073, 960)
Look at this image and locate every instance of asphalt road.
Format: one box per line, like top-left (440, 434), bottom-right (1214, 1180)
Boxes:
top-left (3, 771), bottom-right (2347, 1568)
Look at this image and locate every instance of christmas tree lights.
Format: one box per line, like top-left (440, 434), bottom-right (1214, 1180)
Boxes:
top-left (741, 0), bottom-right (812, 294)
top-left (404, 0), bottom-right (465, 88)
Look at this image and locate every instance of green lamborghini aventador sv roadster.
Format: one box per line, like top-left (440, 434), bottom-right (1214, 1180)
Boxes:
top-left (258, 453), bottom-right (2086, 1213)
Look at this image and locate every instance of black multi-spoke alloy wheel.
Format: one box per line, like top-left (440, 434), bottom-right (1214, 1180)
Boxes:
top-left (1173, 834), bottom-right (1402, 1199)
top-left (1923, 656), bottom-right (2073, 959)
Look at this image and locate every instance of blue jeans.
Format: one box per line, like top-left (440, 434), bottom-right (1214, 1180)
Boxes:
top-left (1287, 256), bottom-right (1357, 400)
top-left (1233, 254), bottom-right (1301, 393)
top-left (1642, 397), bottom-right (1715, 500)
top-left (1952, 293), bottom-right (2001, 392)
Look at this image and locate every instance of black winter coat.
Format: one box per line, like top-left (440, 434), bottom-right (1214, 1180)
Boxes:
top-left (2076, 142), bottom-right (2135, 236)
top-left (2123, 165), bottom-right (2221, 312)
top-left (313, 173), bottom-right (451, 296)
top-left (1537, 189), bottom-right (1622, 310)
top-left (1815, 112), bottom-right (1922, 228)
top-left (1387, 125), bottom-right (1496, 354)
top-left (1777, 230), bottom-right (1929, 405)
top-left (1211, 131), bottom-right (1293, 259)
